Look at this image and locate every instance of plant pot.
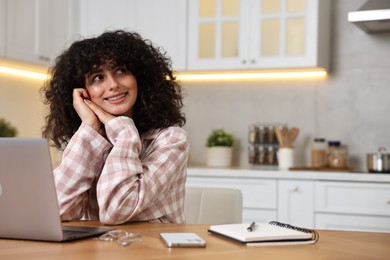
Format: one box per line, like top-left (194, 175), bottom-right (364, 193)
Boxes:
top-left (206, 147), bottom-right (233, 167)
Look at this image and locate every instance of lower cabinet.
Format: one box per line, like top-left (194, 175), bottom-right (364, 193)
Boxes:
top-left (185, 176), bottom-right (277, 223)
top-left (278, 180), bottom-right (314, 229)
top-left (186, 172), bottom-right (390, 232)
top-left (314, 181), bottom-right (390, 232)
top-left (315, 214), bottom-right (390, 233)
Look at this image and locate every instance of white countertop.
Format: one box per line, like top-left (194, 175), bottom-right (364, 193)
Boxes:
top-left (187, 166), bottom-right (390, 183)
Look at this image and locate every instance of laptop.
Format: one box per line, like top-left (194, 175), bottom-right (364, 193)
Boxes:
top-left (0, 138), bottom-right (113, 242)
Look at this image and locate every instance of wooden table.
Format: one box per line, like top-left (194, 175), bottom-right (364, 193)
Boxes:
top-left (1, 221), bottom-right (389, 259)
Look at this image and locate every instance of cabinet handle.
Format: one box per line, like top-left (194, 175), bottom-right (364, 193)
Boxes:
top-left (242, 60), bottom-right (247, 64)
top-left (251, 59), bottom-right (256, 64)
top-left (292, 186), bottom-right (299, 192)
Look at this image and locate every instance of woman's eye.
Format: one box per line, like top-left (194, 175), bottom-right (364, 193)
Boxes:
top-left (92, 74), bottom-right (103, 82)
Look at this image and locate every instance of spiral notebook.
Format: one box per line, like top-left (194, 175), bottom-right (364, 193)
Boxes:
top-left (208, 221), bottom-right (319, 246)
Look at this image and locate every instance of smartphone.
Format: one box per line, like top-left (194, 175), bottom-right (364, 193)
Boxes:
top-left (160, 233), bottom-right (206, 248)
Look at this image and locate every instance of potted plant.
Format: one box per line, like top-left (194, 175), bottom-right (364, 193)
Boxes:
top-left (206, 129), bottom-right (234, 167)
top-left (0, 118), bottom-right (18, 137)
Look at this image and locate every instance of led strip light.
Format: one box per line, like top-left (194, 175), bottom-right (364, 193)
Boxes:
top-left (175, 69), bottom-right (327, 81)
top-left (0, 65), bottom-right (327, 81)
top-left (0, 66), bottom-right (48, 80)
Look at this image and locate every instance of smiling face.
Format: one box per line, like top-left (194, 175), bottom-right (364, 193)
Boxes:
top-left (85, 63), bottom-right (138, 117)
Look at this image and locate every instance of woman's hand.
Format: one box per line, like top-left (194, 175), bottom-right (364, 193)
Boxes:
top-left (73, 88), bottom-right (101, 131)
top-left (83, 99), bottom-right (115, 125)
top-left (73, 88), bottom-right (116, 133)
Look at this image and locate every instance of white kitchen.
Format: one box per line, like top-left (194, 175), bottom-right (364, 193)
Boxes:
top-left (1, 0), bottom-right (390, 235)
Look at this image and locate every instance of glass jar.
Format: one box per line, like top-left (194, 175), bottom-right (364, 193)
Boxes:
top-left (248, 145), bottom-right (257, 164)
top-left (266, 126), bottom-right (276, 145)
top-left (248, 125), bottom-right (258, 144)
top-left (328, 141), bottom-right (348, 168)
top-left (267, 146), bottom-right (276, 165)
top-left (311, 138), bottom-right (328, 168)
top-left (258, 125), bottom-right (266, 144)
top-left (258, 146), bottom-right (266, 165)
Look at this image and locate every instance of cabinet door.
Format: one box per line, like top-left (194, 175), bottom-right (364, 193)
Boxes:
top-left (80, 0), bottom-right (186, 71)
top-left (5, 0), bottom-right (47, 63)
top-left (79, 0), bottom-right (137, 37)
top-left (186, 176), bottom-right (277, 223)
top-left (249, 0), bottom-right (328, 69)
top-left (250, 0), bottom-right (307, 68)
top-left (188, 0), bottom-right (247, 70)
top-left (187, 0), bottom-right (330, 71)
top-left (186, 177), bottom-right (277, 209)
top-left (315, 181), bottom-right (390, 216)
top-left (135, 0), bottom-right (187, 71)
top-left (316, 213), bottom-right (390, 233)
top-left (0, 0), bottom-right (5, 56)
top-left (278, 180), bottom-right (314, 228)
top-left (5, 0), bottom-right (79, 65)
top-left (45, 0), bottom-right (80, 61)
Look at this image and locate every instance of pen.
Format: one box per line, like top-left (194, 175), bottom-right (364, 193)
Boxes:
top-left (247, 221), bottom-right (256, 232)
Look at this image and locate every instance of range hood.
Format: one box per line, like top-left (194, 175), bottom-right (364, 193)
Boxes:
top-left (348, 0), bottom-right (390, 33)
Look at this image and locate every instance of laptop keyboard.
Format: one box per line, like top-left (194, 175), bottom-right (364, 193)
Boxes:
top-left (63, 229), bottom-right (90, 235)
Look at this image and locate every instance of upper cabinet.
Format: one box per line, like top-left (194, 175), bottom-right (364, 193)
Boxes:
top-left (79, 0), bottom-right (137, 37)
top-left (3, 0), bottom-right (79, 66)
top-left (0, 1), bottom-right (5, 57)
top-left (79, 0), bottom-right (187, 71)
top-left (1, 0), bottom-right (330, 72)
top-left (187, 0), bottom-right (330, 71)
top-left (133, 0), bottom-right (187, 71)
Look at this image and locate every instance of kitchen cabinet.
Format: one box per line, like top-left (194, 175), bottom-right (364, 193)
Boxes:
top-left (79, 0), bottom-right (137, 37)
top-left (79, 0), bottom-right (187, 71)
top-left (2, 0), bottom-right (79, 65)
top-left (187, 167), bottom-right (390, 232)
top-left (278, 180), bottom-right (314, 228)
top-left (315, 181), bottom-right (390, 232)
top-left (187, 0), bottom-right (330, 71)
top-left (134, 0), bottom-right (187, 71)
top-left (0, 1), bottom-right (5, 56)
top-left (185, 176), bottom-right (277, 223)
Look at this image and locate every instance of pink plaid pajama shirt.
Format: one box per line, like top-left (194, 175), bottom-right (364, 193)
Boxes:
top-left (54, 116), bottom-right (189, 225)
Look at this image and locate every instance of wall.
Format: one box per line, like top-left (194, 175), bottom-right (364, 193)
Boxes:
top-left (0, 74), bottom-right (45, 138)
top-left (183, 0), bottom-right (390, 171)
top-left (1, 0), bottom-right (389, 172)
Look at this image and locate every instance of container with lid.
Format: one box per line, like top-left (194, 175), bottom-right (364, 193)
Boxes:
top-left (327, 141), bottom-right (348, 168)
top-left (248, 125), bottom-right (258, 144)
top-left (311, 138), bottom-right (328, 168)
top-left (367, 147), bottom-right (390, 173)
top-left (248, 145), bottom-right (257, 164)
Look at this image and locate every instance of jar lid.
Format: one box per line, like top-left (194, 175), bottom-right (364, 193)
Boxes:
top-left (328, 141), bottom-right (341, 147)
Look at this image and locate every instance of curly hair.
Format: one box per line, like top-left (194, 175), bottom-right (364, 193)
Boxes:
top-left (41, 30), bottom-right (186, 149)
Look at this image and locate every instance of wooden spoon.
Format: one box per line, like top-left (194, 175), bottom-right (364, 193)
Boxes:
top-left (281, 127), bottom-right (289, 147)
top-left (275, 127), bottom-right (284, 147)
top-left (288, 127), bottom-right (299, 148)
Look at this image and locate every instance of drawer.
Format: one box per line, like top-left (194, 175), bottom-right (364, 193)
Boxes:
top-left (316, 213), bottom-right (390, 233)
top-left (186, 177), bottom-right (277, 209)
top-left (315, 181), bottom-right (390, 216)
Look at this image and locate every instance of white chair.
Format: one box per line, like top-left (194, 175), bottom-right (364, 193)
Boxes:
top-left (184, 186), bottom-right (243, 224)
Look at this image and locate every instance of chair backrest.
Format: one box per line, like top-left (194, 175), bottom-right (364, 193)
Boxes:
top-left (184, 186), bottom-right (243, 224)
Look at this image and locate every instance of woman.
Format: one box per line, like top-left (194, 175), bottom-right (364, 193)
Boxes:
top-left (41, 30), bottom-right (189, 225)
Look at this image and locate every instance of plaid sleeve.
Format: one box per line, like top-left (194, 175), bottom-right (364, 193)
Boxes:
top-left (97, 116), bottom-right (189, 225)
top-left (54, 123), bottom-right (112, 221)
